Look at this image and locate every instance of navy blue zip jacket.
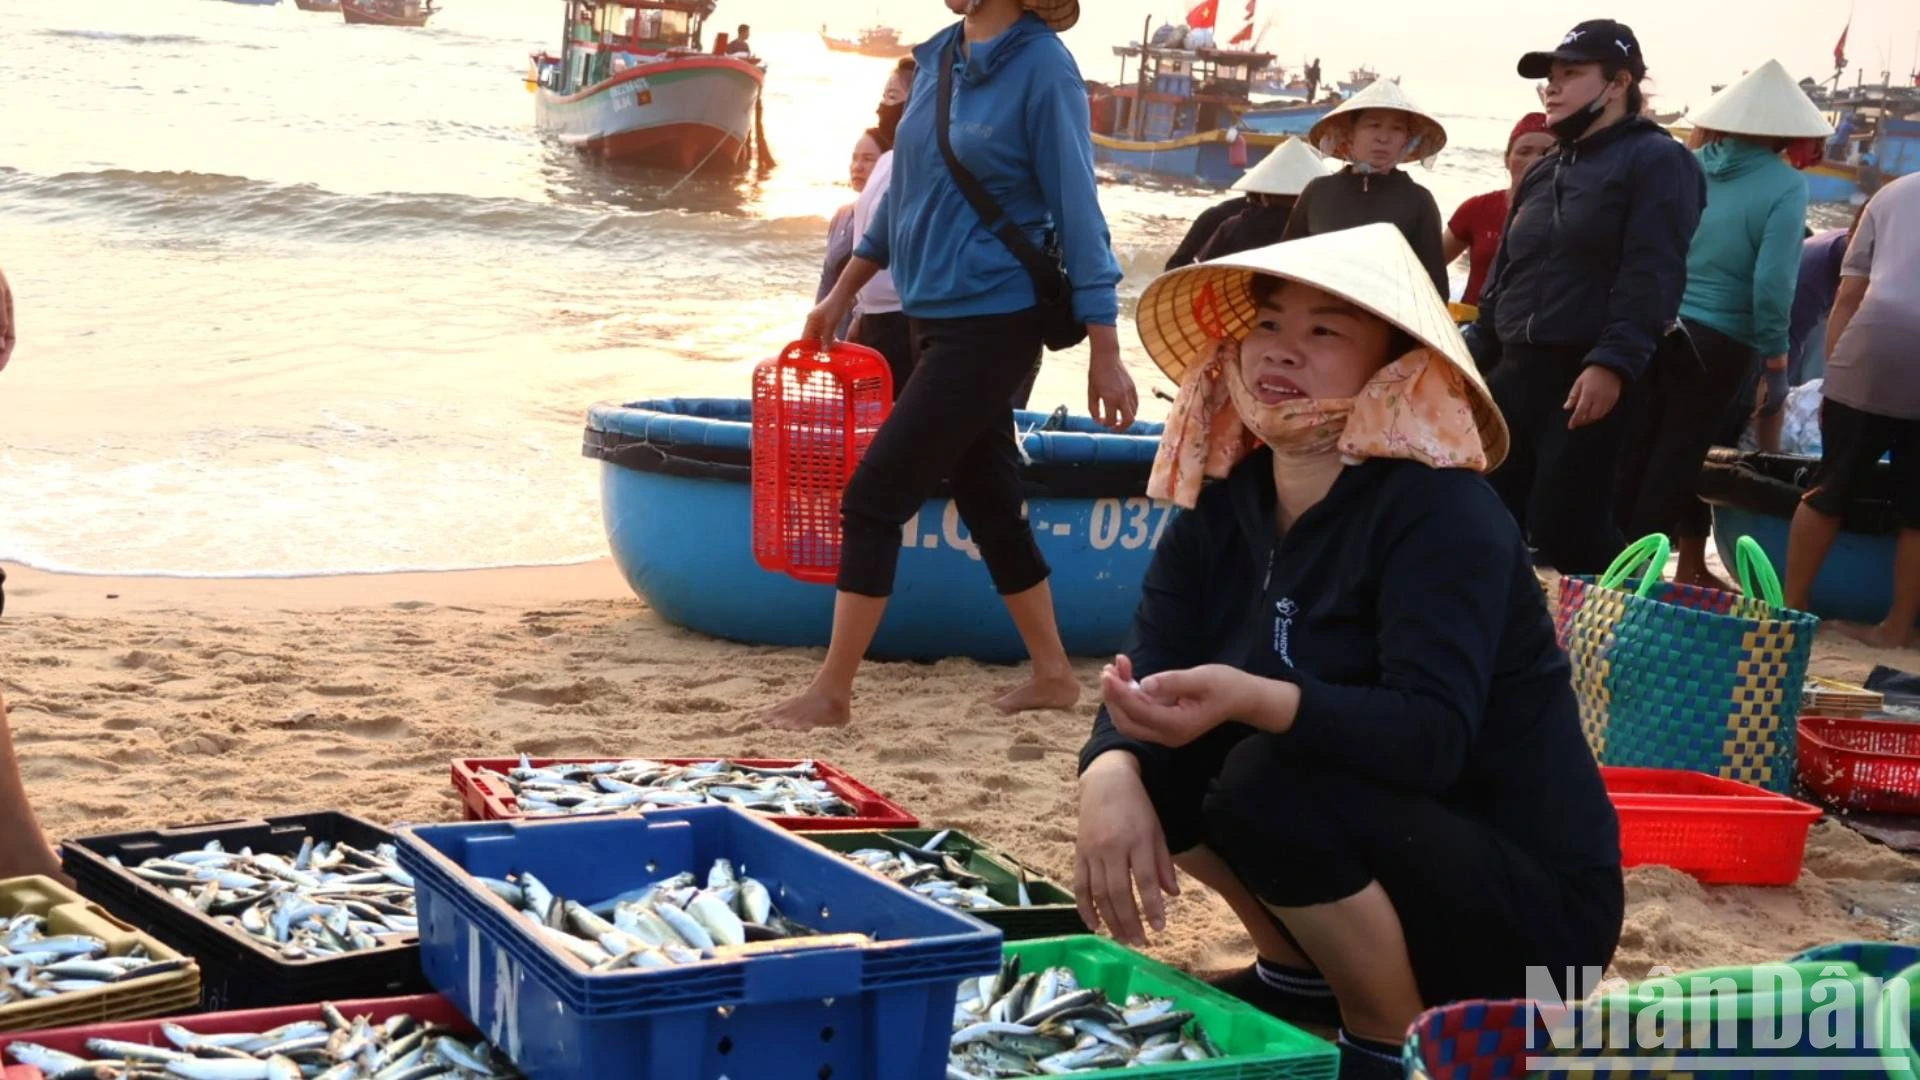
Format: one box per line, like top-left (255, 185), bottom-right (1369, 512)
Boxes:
top-left (1077, 450), bottom-right (1621, 874)
top-left (1472, 116), bottom-right (1706, 382)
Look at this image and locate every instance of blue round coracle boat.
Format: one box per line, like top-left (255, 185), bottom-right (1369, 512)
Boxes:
top-left (583, 399), bottom-right (1169, 662)
top-left (1699, 449), bottom-right (1908, 627)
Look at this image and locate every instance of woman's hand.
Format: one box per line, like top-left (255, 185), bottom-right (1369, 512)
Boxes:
top-left (801, 295), bottom-right (852, 347)
top-left (1075, 749), bottom-right (1178, 946)
top-left (1564, 365), bottom-right (1623, 429)
top-left (1087, 326), bottom-right (1137, 432)
top-left (1102, 658), bottom-right (1256, 747)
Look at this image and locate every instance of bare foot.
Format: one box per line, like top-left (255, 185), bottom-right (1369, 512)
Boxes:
top-left (991, 672), bottom-right (1082, 715)
top-left (1677, 568), bottom-right (1736, 593)
top-left (0, 842), bottom-right (72, 888)
top-left (760, 687), bottom-right (851, 733)
top-left (1831, 621), bottom-right (1919, 651)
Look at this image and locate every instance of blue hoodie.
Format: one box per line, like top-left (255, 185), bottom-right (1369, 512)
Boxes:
top-left (1676, 140), bottom-right (1809, 357)
top-left (853, 14), bottom-right (1122, 327)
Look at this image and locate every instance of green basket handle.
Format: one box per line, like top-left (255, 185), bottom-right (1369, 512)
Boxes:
top-left (1735, 536), bottom-right (1785, 608)
top-left (1598, 534), bottom-right (1670, 597)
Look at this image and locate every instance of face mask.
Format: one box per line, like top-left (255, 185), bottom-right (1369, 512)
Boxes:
top-left (1549, 86), bottom-right (1613, 142)
top-left (1222, 350), bottom-right (1355, 458)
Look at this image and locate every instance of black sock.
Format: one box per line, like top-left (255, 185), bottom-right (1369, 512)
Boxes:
top-left (1254, 957), bottom-right (1335, 999)
top-left (1337, 1028), bottom-right (1402, 1063)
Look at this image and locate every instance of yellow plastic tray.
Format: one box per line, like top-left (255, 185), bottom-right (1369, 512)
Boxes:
top-left (0, 875), bottom-right (201, 1033)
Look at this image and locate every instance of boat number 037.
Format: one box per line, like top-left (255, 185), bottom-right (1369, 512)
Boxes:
top-left (900, 497), bottom-right (1171, 558)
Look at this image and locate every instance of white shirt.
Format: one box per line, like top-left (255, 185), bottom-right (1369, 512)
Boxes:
top-left (852, 151), bottom-right (901, 315)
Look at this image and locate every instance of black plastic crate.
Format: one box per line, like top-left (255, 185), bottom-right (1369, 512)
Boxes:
top-left (61, 811), bottom-right (429, 1011)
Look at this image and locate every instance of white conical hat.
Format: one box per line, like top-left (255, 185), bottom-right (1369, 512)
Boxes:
top-left (1307, 79), bottom-right (1447, 163)
top-left (1690, 60), bottom-right (1834, 139)
top-left (1135, 222), bottom-right (1507, 469)
top-left (1231, 137), bottom-right (1334, 196)
top-left (1024, 0), bottom-right (1078, 31)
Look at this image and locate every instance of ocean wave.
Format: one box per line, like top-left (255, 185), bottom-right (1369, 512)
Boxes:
top-left (0, 166), bottom-right (829, 249)
top-left (36, 28), bottom-right (206, 46)
top-left (0, 552), bottom-right (606, 581)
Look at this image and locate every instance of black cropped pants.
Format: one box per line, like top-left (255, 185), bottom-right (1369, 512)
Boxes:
top-left (1617, 320), bottom-right (1757, 541)
top-left (1143, 725), bottom-right (1624, 1009)
top-left (836, 308), bottom-right (1049, 599)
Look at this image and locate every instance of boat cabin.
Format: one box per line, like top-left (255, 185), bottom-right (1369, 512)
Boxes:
top-left (1822, 83), bottom-right (1920, 177)
top-left (533, 0), bottom-right (717, 95)
top-left (1096, 42), bottom-right (1276, 142)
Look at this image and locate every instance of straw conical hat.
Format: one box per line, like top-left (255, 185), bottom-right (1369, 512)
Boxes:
top-left (1135, 222), bottom-right (1507, 469)
top-left (1024, 0), bottom-right (1079, 31)
top-left (1307, 79), bottom-right (1447, 163)
top-left (1231, 137), bottom-right (1334, 196)
top-left (1690, 60), bottom-right (1834, 139)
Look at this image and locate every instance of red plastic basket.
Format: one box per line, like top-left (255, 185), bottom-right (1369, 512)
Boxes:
top-left (751, 340), bottom-right (893, 585)
top-left (0, 994), bottom-right (470, 1079)
top-left (1601, 766), bottom-right (1822, 886)
top-left (1798, 716), bottom-right (1920, 814)
top-left (449, 756), bottom-right (919, 831)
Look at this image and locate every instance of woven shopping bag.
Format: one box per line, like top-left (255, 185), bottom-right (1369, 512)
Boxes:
top-left (1554, 534), bottom-right (1820, 795)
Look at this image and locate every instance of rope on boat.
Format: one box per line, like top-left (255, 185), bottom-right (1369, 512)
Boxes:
top-left (664, 133), bottom-right (736, 197)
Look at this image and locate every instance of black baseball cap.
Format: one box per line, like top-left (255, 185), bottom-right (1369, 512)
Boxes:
top-left (1518, 20), bottom-right (1646, 79)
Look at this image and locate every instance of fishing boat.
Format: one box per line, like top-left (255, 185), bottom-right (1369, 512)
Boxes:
top-left (293, 0), bottom-right (341, 10)
top-left (528, 0), bottom-right (766, 174)
top-left (1804, 81), bottom-right (1920, 203)
top-left (820, 24), bottom-right (912, 59)
top-left (1090, 33), bottom-right (1336, 189)
top-left (1700, 449), bottom-right (1912, 627)
top-left (341, 0), bottom-right (435, 26)
top-left (1338, 64), bottom-right (1380, 94)
top-left (582, 399), bottom-right (1166, 662)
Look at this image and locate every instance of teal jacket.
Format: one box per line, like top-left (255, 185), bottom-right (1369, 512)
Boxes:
top-left (1677, 140), bottom-right (1809, 356)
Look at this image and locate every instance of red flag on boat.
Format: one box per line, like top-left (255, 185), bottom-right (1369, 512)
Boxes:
top-left (1187, 0), bottom-right (1219, 30)
top-left (1229, 0), bottom-right (1255, 45)
top-left (1834, 18), bottom-right (1849, 70)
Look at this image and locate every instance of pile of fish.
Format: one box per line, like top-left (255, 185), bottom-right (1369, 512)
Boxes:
top-left (107, 836), bottom-right (415, 959)
top-left (5, 1001), bottom-right (522, 1079)
top-left (836, 831), bottom-right (1031, 913)
top-left (948, 955), bottom-right (1224, 1077)
top-left (0, 916), bottom-right (190, 1006)
top-left (482, 756), bottom-right (859, 819)
top-left (480, 857), bottom-right (847, 972)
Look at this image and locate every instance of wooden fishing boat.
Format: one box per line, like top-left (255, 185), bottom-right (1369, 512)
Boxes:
top-left (341, 0), bottom-right (435, 26)
top-left (293, 0), bottom-right (341, 10)
top-left (1090, 31), bottom-right (1333, 189)
top-left (820, 24), bottom-right (912, 59)
top-left (530, 0), bottom-right (766, 174)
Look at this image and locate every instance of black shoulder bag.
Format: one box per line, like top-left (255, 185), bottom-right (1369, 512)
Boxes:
top-left (934, 38), bottom-right (1087, 352)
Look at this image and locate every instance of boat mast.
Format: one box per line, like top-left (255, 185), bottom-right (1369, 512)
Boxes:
top-left (1132, 14), bottom-right (1150, 140)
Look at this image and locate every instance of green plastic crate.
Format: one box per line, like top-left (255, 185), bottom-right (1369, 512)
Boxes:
top-left (970, 935), bottom-right (1337, 1079)
top-left (799, 828), bottom-right (1088, 940)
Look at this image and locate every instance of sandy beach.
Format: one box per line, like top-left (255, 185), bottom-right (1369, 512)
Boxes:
top-left (3, 558), bottom-right (1918, 985)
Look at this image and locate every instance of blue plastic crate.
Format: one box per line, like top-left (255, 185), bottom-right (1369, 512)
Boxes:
top-left (394, 805), bottom-right (1004, 1080)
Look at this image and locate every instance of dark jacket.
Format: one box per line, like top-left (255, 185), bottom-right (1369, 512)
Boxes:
top-left (1167, 196), bottom-right (1249, 270)
top-left (1280, 168), bottom-right (1449, 297)
top-left (1194, 198), bottom-right (1297, 263)
top-left (1473, 116), bottom-right (1707, 382)
top-left (1077, 450), bottom-right (1621, 875)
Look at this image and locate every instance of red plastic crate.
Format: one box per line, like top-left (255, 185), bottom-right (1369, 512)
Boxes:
top-left (1799, 716), bottom-right (1920, 814)
top-left (1601, 766), bottom-right (1823, 886)
top-left (0, 994), bottom-right (472, 1079)
top-left (450, 756), bottom-right (919, 832)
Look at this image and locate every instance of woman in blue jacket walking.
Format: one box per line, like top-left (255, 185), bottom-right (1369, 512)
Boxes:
top-left (1470, 20), bottom-right (1706, 575)
top-left (1616, 61), bottom-right (1833, 586)
top-left (762, 0), bottom-right (1138, 732)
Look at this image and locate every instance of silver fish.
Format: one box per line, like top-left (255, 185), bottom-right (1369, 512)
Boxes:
top-left (486, 757), bottom-right (858, 820)
top-left (120, 835), bottom-right (413, 959)
top-left (0, 923), bottom-right (178, 1007)
top-left (838, 847), bottom-right (1006, 912)
top-left (949, 958), bottom-right (1222, 1075)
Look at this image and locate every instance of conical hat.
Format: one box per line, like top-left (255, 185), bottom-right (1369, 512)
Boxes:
top-left (1307, 79), bottom-right (1447, 163)
top-left (1690, 60), bottom-right (1834, 139)
top-left (1024, 0), bottom-right (1078, 31)
top-left (1231, 137), bottom-right (1334, 196)
top-left (1135, 222), bottom-right (1507, 469)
